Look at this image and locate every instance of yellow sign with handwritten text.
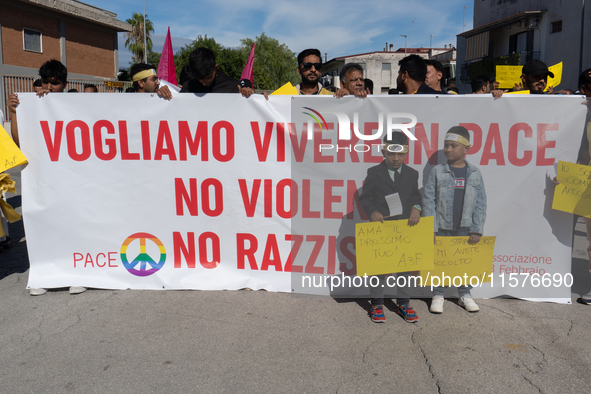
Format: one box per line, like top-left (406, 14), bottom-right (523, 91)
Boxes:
top-left (495, 65), bottom-right (522, 89)
top-left (495, 62), bottom-right (562, 90)
top-left (420, 236), bottom-right (495, 287)
top-left (552, 160), bottom-right (591, 217)
top-left (355, 217), bottom-right (434, 276)
top-left (0, 125), bottom-right (27, 171)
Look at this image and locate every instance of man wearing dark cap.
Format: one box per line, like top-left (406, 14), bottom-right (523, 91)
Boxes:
top-left (521, 59), bottom-right (554, 94)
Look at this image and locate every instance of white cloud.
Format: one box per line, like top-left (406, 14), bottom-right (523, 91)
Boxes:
top-left (106, 0), bottom-right (474, 69)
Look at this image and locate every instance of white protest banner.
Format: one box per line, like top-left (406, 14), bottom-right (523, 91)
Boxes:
top-left (17, 93), bottom-right (585, 303)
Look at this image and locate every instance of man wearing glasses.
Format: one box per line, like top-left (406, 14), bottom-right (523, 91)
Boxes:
top-left (296, 49), bottom-right (333, 95)
top-left (130, 63), bottom-right (172, 99)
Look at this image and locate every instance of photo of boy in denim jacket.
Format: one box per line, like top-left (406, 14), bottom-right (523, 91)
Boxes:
top-left (423, 126), bottom-right (487, 314)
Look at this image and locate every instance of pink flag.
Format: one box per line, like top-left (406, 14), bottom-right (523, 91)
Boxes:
top-left (240, 43), bottom-right (255, 83)
top-left (157, 27), bottom-right (177, 86)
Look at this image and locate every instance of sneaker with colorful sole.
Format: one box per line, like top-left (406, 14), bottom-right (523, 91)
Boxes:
top-left (396, 304), bottom-right (418, 322)
top-left (370, 305), bottom-right (386, 323)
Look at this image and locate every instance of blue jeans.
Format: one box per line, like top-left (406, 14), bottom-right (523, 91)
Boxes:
top-left (433, 228), bottom-right (473, 298)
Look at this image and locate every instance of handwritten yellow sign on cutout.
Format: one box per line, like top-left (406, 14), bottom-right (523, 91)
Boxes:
top-left (552, 160), bottom-right (591, 218)
top-left (547, 62), bottom-right (562, 90)
top-left (420, 236), bottom-right (495, 287)
top-left (355, 217), bottom-right (434, 276)
top-left (0, 125), bottom-right (27, 171)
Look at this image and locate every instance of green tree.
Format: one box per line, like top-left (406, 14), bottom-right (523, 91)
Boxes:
top-left (147, 51), bottom-right (161, 68)
top-left (125, 12), bottom-right (154, 64)
top-left (172, 33), bottom-right (297, 89)
top-left (239, 33), bottom-right (298, 90)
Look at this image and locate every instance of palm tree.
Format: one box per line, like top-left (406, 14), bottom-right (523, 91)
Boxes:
top-left (125, 12), bottom-right (154, 64)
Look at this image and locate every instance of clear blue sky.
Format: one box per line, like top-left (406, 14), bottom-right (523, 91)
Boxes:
top-left (92, 0), bottom-right (474, 69)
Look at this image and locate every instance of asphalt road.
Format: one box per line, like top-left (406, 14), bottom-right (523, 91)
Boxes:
top-left (2, 165), bottom-right (591, 393)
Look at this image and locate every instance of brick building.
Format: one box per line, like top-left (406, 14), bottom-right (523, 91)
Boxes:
top-left (0, 0), bottom-right (130, 116)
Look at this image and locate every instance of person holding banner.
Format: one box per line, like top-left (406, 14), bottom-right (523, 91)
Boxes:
top-left (337, 63), bottom-right (368, 98)
top-left (424, 126), bottom-right (487, 313)
top-left (8, 60), bottom-right (69, 147)
top-left (359, 132), bottom-right (423, 323)
top-left (7, 60), bottom-right (87, 296)
top-left (520, 59), bottom-right (554, 95)
top-left (425, 60), bottom-right (446, 94)
top-left (130, 63), bottom-right (172, 100)
top-left (396, 54), bottom-right (439, 95)
top-left (180, 47), bottom-right (253, 98)
top-left (295, 49), bottom-right (333, 95)
top-left (471, 75), bottom-right (491, 94)
top-left (0, 108), bottom-right (8, 248)
top-left (575, 68), bottom-right (591, 305)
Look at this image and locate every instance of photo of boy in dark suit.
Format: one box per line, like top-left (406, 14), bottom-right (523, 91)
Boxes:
top-left (359, 132), bottom-right (423, 323)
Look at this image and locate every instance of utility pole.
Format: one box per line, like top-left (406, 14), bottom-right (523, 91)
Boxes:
top-left (580, 0), bottom-right (586, 75)
top-left (463, 4), bottom-right (469, 32)
top-left (430, 35), bottom-right (435, 59)
top-left (400, 35), bottom-right (407, 55)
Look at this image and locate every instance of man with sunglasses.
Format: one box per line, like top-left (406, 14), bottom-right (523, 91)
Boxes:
top-left (295, 49), bottom-right (333, 95)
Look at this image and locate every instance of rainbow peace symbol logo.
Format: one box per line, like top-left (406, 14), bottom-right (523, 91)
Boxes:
top-left (120, 233), bottom-right (166, 277)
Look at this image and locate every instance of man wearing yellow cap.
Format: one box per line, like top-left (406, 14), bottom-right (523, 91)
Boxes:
top-left (424, 126), bottom-right (487, 314)
top-left (130, 63), bottom-right (172, 100)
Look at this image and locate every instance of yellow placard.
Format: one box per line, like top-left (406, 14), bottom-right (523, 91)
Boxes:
top-left (495, 62), bottom-right (562, 90)
top-left (547, 62), bottom-right (562, 90)
top-left (506, 90), bottom-right (530, 94)
top-left (270, 82), bottom-right (299, 96)
top-left (355, 216), bottom-right (434, 276)
top-left (495, 65), bottom-right (522, 89)
top-left (420, 236), bottom-right (496, 287)
top-left (552, 160), bottom-right (591, 217)
top-left (0, 125), bottom-right (27, 171)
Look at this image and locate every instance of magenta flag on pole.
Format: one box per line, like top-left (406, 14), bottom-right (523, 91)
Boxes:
top-left (157, 27), bottom-right (177, 86)
top-left (240, 43), bottom-right (255, 83)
